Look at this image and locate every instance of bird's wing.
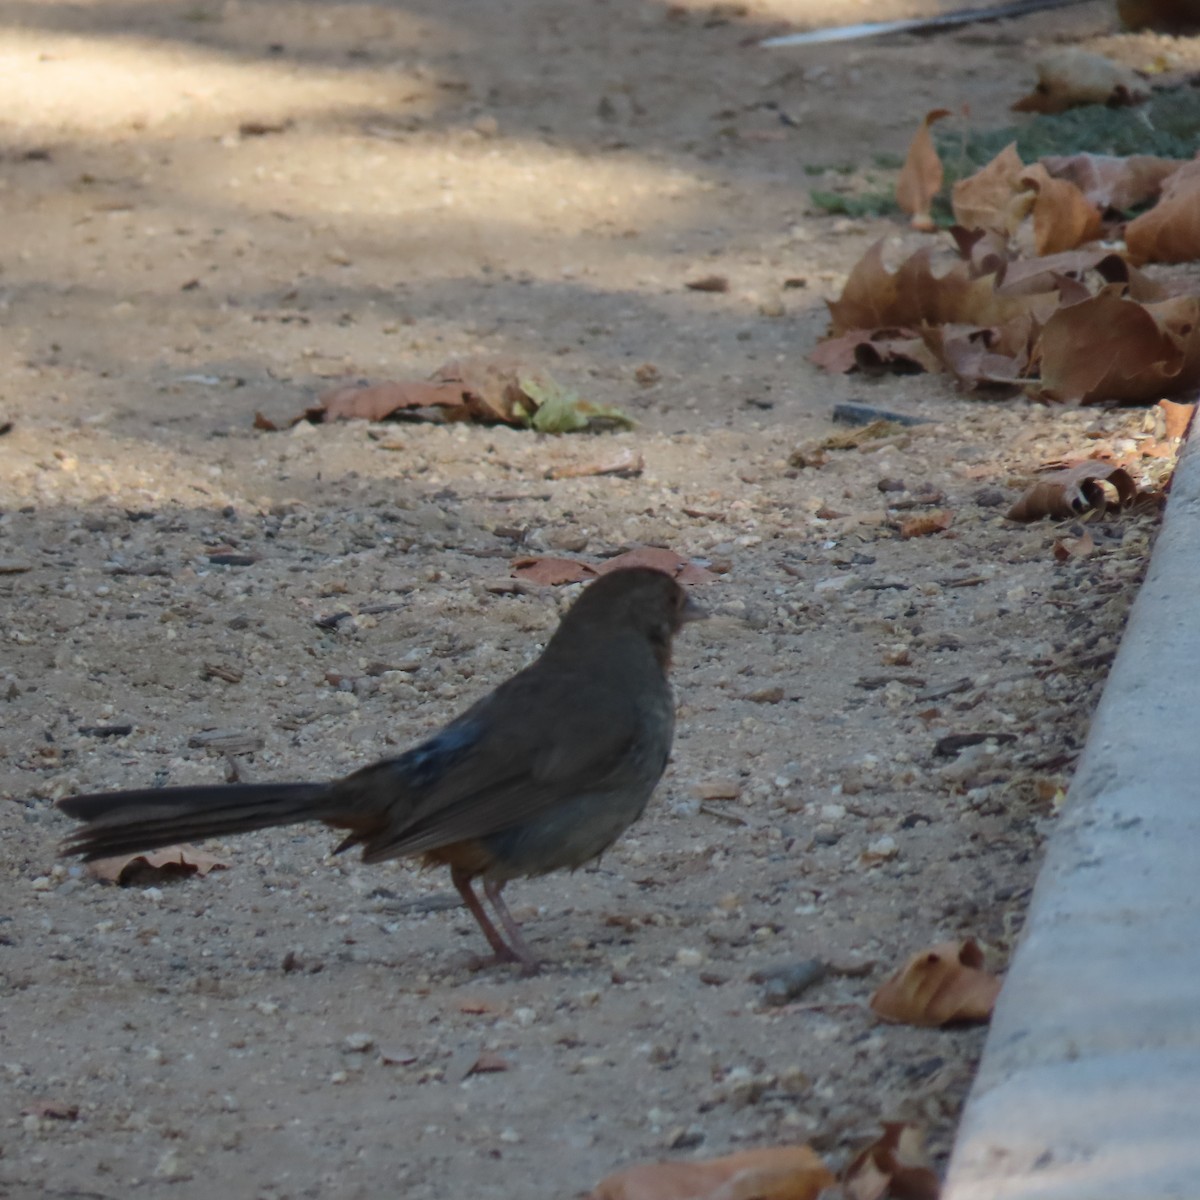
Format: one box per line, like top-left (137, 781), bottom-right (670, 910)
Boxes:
top-left (337, 654), bottom-right (662, 861)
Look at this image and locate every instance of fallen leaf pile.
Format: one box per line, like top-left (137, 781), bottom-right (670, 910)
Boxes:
top-left (258, 356), bottom-right (633, 434)
top-left (819, 118), bottom-right (1200, 408)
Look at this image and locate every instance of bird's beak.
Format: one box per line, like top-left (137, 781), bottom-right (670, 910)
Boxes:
top-left (680, 593), bottom-right (708, 624)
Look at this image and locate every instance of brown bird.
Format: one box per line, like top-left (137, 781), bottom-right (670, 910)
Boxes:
top-left (58, 567), bottom-right (705, 970)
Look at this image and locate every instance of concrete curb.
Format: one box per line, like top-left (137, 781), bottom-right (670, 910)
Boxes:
top-left (943, 431), bottom-right (1200, 1200)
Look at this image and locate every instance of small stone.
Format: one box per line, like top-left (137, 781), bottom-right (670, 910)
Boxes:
top-left (675, 947), bottom-right (706, 967)
top-left (863, 835), bottom-right (899, 862)
top-left (154, 1150), bottom-right (189, 1180)
top-left (693, 779), bottom-right (742, 801)
top-left (343, 1032), bottom-right (374, 1053)
top-left (751, 959), bottom-right (827, 1006)
top-left (974, 487), bottom-right (1008, 508)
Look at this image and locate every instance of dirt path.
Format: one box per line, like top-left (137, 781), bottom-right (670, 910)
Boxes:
top-left (0, 2), bottom-right (1177, 1196)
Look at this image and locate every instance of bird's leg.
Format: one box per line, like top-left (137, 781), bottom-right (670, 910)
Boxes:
top-left (483, 877), bottom-right (540, 974)
top-left (450, 867), bottom-right (519, 965)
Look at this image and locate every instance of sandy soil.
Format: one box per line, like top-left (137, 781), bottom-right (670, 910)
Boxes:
top-left (0, 2), bottom-right (1189, 1197)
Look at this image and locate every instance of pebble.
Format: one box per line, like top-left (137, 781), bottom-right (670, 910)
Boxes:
top-left (752, 959), bottom-right (827, 1006)
top-left (343, 1032), bottom-right (375, 1054)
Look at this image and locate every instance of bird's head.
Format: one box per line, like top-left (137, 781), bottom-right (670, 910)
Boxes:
top-left (551, 566), bottom-right (706, 669)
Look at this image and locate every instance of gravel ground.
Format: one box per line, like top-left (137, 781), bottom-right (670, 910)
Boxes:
top-left (0, 2), bottom-right (1189, 1197)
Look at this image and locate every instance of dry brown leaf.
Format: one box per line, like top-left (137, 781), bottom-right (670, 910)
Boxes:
top-left (1040, 152), bottom-right (1182, 213)
top-left (1126, 160), bottom-right (1200, 265)
top-left (995, 249), bottom-right (1165, 303)
top-left (510, 556), bottom-right (598, 586)
top-left (21, 1100), bottom-right (80, 1121)
top-left (1053, 530), bottom-right (1096, 560)
top-left (896, 109), bottom-right (950, 229)
top-left (430, 355), bottom-right (548, 424)
top-left (951, 143), bottom-right (1027, 236)
top-left (1159, 398), bottom-right (1196, 441)
top-left (310, 379), bottom-right (469, 423)
top-left (1013, 48), bottom-right (1146, 114)
top-left (1036, 288), bottom-right (1200, 404)
top-left (598, 547), bottom-right (718, 584)
top-left (512, 548), bottom-right (717, 586)
top-left (921, 322), bottom-right (1034, 387)
top-left (545, 449), bottom-right (645, 480)
top-left (825, 243), bottom-right (1046, 340)
top-left (870, 938), bottom-right (1000, 1027)
top-left (87, 843), bottom-right (229, 885)
top-left (686, 275), bottom-right (730, 293)
top-left (1006, 460), bottom-right (1137, 521)
top-left (1018, 164), bottom-right (1103, 255)
top-left (589, 1145), bottom-right (835, 1200)
top-left (808, 329), bottom-right (941, 375)
top-left (464, 1052), bottom-right (510, 1076)
top-left (898, 511), bottom-right (953, 539)
top-left (844, 1123), bottom-right (941, 1200)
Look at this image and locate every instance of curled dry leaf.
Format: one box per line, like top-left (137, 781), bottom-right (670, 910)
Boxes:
top-left (1012, 48), bottom-right (1146, 114)
top-left (512, 548), bottom-right (718, 587)
top-left (994, 249), bottom-right (1165, 304)
top-left (809, 329), bottom-right (940, 375)
top-left (1053, 530), bottom-right (1096, 560)
top-left (1040, 152), bottom-right (1182, 214)
top-left (895, 109), bottom-right (950, 229)
top-left (87, 843), bottom-right (229, 885)
top-left (598, 547), bottom-right (718, 584)
top-left (511, 557), bottom-right (598, 586)
top-left (588, 1145), bottom-right (836, 1200)
top-left (951, 143), bottom-right (1027, 237)
top-left (870, 938), bottom-right (1001, 1027)
top-left (1036, 289), bottom-right (1200, 405)
top-left (686, 275), bottom-right (730, 293)
top-left (844, 1123), bottom-right (941, 1200)
top-left (311, 379), bottom-right (466, 423)
top-left (898, 511), bottom-right (953, 539)
top-left (1126, 160), bottom-right (1200, 266)
top-left (464, 1052), bottom-right (510, 1076)
top-left (1018, 164), bottom-right (1103, 256)
top-left (920, 323), bottom-right (1033, 388)
top-left (1006, 460), bottom-right (1137, 521)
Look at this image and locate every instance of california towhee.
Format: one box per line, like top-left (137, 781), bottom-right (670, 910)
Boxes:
top-left (58, 567), bottom-right (705, 970)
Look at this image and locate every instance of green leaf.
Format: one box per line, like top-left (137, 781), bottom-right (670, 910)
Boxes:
top-left (519, 376), bottom-right (635, 434)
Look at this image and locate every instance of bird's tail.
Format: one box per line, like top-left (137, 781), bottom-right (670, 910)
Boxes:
top-left (58, 782), bottom-right (343, 861)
